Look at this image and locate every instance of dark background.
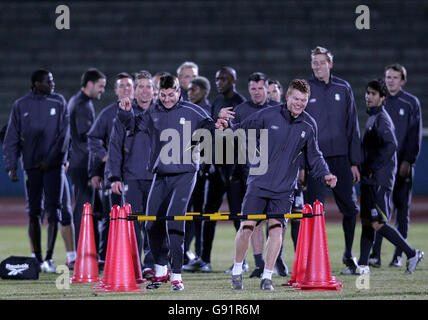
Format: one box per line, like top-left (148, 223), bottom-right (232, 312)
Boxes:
top-left (0, 0), bottom-right (427, 195)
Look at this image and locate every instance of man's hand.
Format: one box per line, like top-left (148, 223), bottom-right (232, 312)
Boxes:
top-left (350, 165), bottom-right (360, 184)
top-left (119, 97), bottom-right (132, 111)
top-left (215, 118), bottom-right (229, 130)
top-left (399, 161), bottom-right (411, 178)
top-left (324, 174), bottom-right (337, 188)
top-left (8, 168), bottom-right (18, 182)
top-left (111, 181), bottom-right (123, 195)
top-left (91, 176), bottom-right (103, 190)
top-left (218, 107), bottom-right (235, 120)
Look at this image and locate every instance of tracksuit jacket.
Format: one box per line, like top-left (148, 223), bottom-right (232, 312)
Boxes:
top-left (106, 103), bottom-right (154, 183)
top-left (3, 92), bottom-right (69, 171)
top-left (117, 98), bottom-right (216, 175)
top-left (384, 89), bottom-right (422, 165)
top-left (305, 74), bottom-right (361, 165)
top-left (231, 104), bottom-right (331, 197)
top-left (361, 105), bottom-right (397, 190)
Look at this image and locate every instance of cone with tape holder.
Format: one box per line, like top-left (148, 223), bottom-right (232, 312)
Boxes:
top-left (102, 206), bottom-right (144, 292)
top-left (71, 203), bottom-right (100, 283)
top-left (124, 203), bottom-right (145, 284)
top-left (93, 205), bottom-right (119, 290)
top-left (298, 200), bottom-right (342, 291)
top-left (282, 203), bottom-right (313, 287)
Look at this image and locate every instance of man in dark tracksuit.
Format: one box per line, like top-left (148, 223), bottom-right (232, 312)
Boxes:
top-left (177, 61), bottom-right (199, 102)
top-left (304, 47), bottom-right (361, 274)
top-left (357, 79), bottom-right (423, 275)
top-left (183, 76), bottom-right (212, 265)
top-left (117, 75), bottom-right (222, 291)
top-left (370, 64), bottom-right (423, 267)
top-left (87, 72), bottom-right (133, 264)
top-left (105, 71), bottom-right (155, 278)
top-left (183, 72), bottom-right (278, 274)
top-left (3, 70), bottom-right (69, 272)
top-left (68, 68), bottom-right (106, 256)
top-left (205, 66), bottom-right (247, 273)
top-left (220, 79), bottom-right (337, 291)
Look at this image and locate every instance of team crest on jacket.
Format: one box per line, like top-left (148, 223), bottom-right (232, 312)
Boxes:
top-left (399, 108), bottom-right (405, 116)
top-left (50, 108), bottom-right (56, 116)
top-left (301, 131), bottom-right (306, 138)
top-left (179, 117), bottom-right (186, 125)
top-left (334, 93), bottom-right (341, 101)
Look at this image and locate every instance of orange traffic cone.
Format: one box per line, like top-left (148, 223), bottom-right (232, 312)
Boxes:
top-left (71, 203), bottom-right (100, 283)
top-left (124, 203), bottom-right (145, 284)
top-left (93, 205), bottom-right (119, 290)
top-left (283, 204), bottom-right (313, 287)
top-left (298, 200), bottom-right (342, 291)
top-left (102, 207), bottom-right (144, 292)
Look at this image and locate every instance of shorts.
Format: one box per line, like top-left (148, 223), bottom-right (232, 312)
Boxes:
top-left (360, 183), bottom-right (392, 225)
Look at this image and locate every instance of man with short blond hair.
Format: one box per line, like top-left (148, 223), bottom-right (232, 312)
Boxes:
top-left (177, 61), bottom-right (199, 101)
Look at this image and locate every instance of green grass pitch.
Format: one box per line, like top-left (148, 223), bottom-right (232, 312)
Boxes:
top-left (0, 222), bottom-right (427, 300)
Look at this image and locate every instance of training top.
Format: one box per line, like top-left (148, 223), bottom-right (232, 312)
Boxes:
top-left (3, 92), bottom-right (69, 171)
top-left (384, 89), bottom-right (422, 165)
top-left (211, 91), bottom-right (246, 120)
top-left (68, 90), bottom-right (95, 169)
top-left (117, 98), bottom-right (216, 175)
top-left (231, 104), bottom-right (331, 198)
top-left (361, 105), bottom-right (397, 190)
top-left (305, 74), bottom-right (361, 165)
top-left (106, 102), bottom-right (154, 183)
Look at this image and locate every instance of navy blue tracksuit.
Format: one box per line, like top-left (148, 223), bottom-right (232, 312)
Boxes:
top-left (67, 90), bottom-right (97, 249)
top-left (305, 74), bottom-right (361, 260)
top-left (231, 104), bottom-right (331, 222)
top-left (87, 101), bottom-right (124, 261)
top-left (3, 92), bottom-right (69, 224)
top-left (106, 102), bottom-right (155, 270)
top-left (372, 89), bottom-right (422, 259)
top-left (117, 98), bottom-right (217, 274)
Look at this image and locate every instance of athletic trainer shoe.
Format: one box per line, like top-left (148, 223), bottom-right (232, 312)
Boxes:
top-left (142, 268), bottom-right (155, 280)
top-left (355, 265), bottom-right (370, 275)
top-left (231, 274), bottom-right (243, 290)
top-left (340, 257), bottom-right (358, 275)
top-left (405, 250), bottom-right (424, 274)
top-left (368, 254), bottom-right (381, 268)
top-left (260, 278), bottom-right (274, 291)
top-left (249, 267), bottom-right (263, 278)
top-left (274, 258), bottom-right (289, 277)
top-left (182, 258), bottom-right (206, 272)
top-left (65, 259), bottom-right (75, 270)
top-left (41, 259), bottom-right (56, 273)
top-left (201, 263), bottom-right (212, 273)
top-left (389, 256), bottom-right (403, 268)
top-left (146, 271), bottom-right (170, 289)
top-left (171, 280), bottom-right (184, 291)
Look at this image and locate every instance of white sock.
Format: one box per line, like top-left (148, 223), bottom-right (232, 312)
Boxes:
top-left (154, 264), bottom-right (167, 277)
top-left (232, 262), bottom-right (243, 276)
top-left (66, 251), bottom-right (76, 262)
top-left (171, 273), bottom-right (182, 282)
top-left (262, 269), bottom-right (273, 280)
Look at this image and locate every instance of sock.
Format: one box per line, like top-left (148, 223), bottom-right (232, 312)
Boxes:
top-left (291, 220), bottom-right (300, 251)
top-left (262, 268), bottom-right (273, 280)
top-left (171, 273), bottom-right (182, 282)
top-left (253, 254), bottom-right (264, 269)
top-left (45, 250), bottom-right (53, 261)
top-left (232, 262), bottom-right (243, 276)
top-left (358, 226), bottom-right (374, 266)
top-left (342, 215), bottom-right (356, 258)
top-left (377, 224), bottom-right (416, 258)
top-left (66, 251), bottom-right (76, 262)
top-left (154, 264), bottom-right (167, 277)
top-left (31, 252), bottom-right (43, 264)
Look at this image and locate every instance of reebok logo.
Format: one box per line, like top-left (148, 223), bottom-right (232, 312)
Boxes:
top-left (6, 263), bottom-right (29, 276)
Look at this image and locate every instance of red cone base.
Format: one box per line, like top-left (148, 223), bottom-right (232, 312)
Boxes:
top-left (71, 203), bottom-right (100, 284)
top-left (297, 200), bottom-right (342, 292)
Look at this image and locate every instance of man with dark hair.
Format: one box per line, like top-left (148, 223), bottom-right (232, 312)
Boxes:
top-left (369, 64), bottom-right (423, 268)
top-left (87, 72), bottom-right (134, 266)
top-left (117, 74), bottom-right (223, 291)
top-left (304, 46), bottom-right (362, 274)
top-left (357, 78), bottom-right (423, 275)
top-left (152, 71), bottom-right (171, 102)
top-left (105, 71), bottom-right (156, 279)
top-left (219, 79), bottom-right (337, 291)
top-left (3, 70), bottom-right (70, 272)
top-left (68, 68), bottom-right (106, 252)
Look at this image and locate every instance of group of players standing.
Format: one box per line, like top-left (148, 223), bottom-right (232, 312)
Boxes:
top-left (2, 46), bottom-right (423, 291)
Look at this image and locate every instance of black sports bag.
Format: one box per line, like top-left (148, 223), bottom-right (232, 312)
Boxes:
top-left (0, 256), bottom-right (40, 280)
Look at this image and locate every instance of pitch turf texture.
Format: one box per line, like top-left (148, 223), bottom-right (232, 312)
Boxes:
top-left (0, 223), bottom-right (427, 300)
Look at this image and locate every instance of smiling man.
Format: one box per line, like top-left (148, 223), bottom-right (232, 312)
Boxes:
top-left (304, 46), bottom-right (362, 275)
top-left (219, 79), bottom-right (336, 291)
